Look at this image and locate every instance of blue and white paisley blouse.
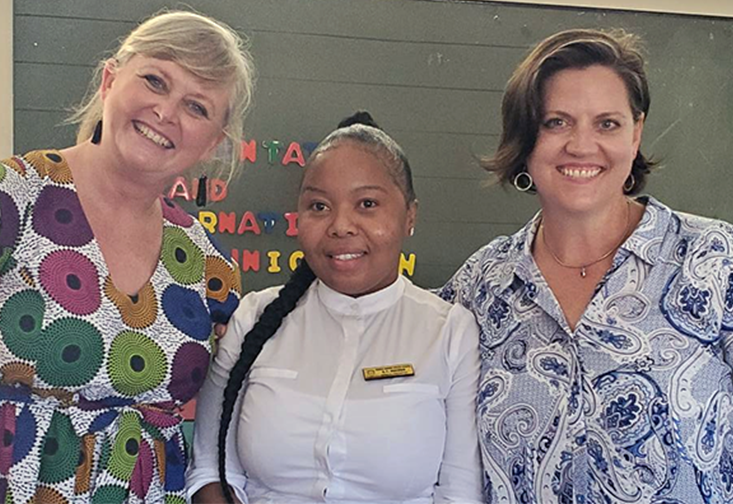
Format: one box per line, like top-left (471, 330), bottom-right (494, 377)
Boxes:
top-left (439, 196), bottom-right (733, 504)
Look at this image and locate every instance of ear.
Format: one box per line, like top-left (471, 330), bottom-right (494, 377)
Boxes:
top-left (632, 112), bottom-right (645, 156)
top-left (100, 59), bottom-right (118, 101)
top-left (404, 199), bottom-right (418, 237)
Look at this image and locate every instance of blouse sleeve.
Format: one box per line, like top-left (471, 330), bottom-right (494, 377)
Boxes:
top-left (0, 156), bottom-right (38, 275)
top-left (186, 289), bottom-right (276, 503)
top-left (434, 303), bottom-right (484, 503)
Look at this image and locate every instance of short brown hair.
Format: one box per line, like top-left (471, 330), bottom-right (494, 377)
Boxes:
top-left (484, 28), bottom-right (655, 195)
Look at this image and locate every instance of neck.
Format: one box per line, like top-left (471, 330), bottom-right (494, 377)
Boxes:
top-left (538, 197), bottom-right (635, 267)
top-left (61, 142), bottom-right (167, 218)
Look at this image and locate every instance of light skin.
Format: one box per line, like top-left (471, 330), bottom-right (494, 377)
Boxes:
top-left (298, 142), bottom-right (417, 297)
top-left (193, 141), bottom-right (417, 502)
top-left (60, 55), bottom-right (230, 295)
top-left (528, 64), bottom-right (646, 330)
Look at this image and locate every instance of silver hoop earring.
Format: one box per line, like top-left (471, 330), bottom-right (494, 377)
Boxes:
top-left (623, 174), bottom-right (635, 193)
top-left (513, 171), bottom-right (534, 193)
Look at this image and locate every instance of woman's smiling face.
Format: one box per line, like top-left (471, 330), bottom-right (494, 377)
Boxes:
top-left (297, 142), bottom-right (416, 297)
top-left (100, 55), bottom-right (230, 181)
top-left (527, 64), bottom-right (644, 214)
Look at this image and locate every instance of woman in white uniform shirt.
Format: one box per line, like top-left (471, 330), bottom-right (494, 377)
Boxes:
top-left (187, 113), bottom-right (483, 503)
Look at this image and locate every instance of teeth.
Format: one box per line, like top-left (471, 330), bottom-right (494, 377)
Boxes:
top-left (134, 122), bottom-right (173, 149)
top-left (333, 253), bottom-right (363, 261)
top-left (560, 167), bottom-right (600, 179)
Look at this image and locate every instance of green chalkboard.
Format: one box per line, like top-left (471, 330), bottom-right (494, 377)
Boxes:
top-left (13, 0), bottom-right (733, 292)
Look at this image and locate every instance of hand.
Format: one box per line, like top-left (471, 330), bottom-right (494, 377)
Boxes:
top-left (214, 323), bottom-right (228, 340)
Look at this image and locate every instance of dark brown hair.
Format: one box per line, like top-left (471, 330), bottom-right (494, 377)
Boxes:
top-left (484, 28), bottom-right (655, 195)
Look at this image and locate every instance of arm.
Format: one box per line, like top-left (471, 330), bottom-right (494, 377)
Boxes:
top-left (187, 291), bottom-right (271, 504)
top-left (434, 304), bottom-right (484, 503)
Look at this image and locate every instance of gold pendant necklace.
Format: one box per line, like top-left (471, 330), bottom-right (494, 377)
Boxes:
top-left (540, 200), bottom-right (632, 278)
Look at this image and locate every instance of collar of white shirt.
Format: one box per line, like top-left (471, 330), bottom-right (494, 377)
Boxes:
top-left (315, 276), bottom-right (406, 317)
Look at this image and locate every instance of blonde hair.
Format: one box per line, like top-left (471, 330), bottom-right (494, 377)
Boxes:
top-left (68, 10), bottom-right (255, 179)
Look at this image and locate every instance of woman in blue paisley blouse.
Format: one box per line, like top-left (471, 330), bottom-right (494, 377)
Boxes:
top-left (439, 28), bottom-right (733, 504)
top-left (0, 11), bottom-right (252, 504)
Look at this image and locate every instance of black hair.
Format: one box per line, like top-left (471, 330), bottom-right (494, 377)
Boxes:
top-left (308, 111), bottom-right (417, 204)
top-left (218, 260), bottom-right (316, 503)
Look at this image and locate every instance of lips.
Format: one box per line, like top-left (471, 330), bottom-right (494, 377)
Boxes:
top-left (133, 120), bottom-right (174, 149)
top-left (329, 251), bottom-right (365, 262)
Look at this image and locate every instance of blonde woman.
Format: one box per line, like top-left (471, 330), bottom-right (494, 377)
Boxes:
top-left (0, 10), bottom-right (253, 503)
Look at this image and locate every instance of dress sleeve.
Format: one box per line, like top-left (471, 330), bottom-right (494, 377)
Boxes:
top-left (0, 156), bottom-right (37, 276)
top-left (202, 230), bottom-right (243, 324)
top-left (186, 290), bottom-right (272, 503)
top-left (433, 303), bottom-right (484, 503)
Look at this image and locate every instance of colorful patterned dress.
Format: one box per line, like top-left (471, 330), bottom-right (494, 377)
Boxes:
top-left (0, 151), bottom-right (241, 504)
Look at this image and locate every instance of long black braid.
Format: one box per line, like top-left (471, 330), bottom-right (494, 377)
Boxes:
top-left (217, 260), bottom-right (316, 503)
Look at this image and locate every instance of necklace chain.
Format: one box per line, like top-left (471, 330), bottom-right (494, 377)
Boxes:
top-left (540, 200), bottom-right (632, 278)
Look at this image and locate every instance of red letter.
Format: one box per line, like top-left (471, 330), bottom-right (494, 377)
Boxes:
top-left (237, 211), bottom-right (262, 235)
top-left (168, 177), bottom-right (191, 201)
top-left (284, 212), bottom-right (298, 237)
top-left (218, 212), bottom-right (236, 234)
top-left (209, 178), bottom-right (228, 202)
top-left (239, 250), bottom-right (260, 272)
top-left (281, 142), bottom-right (305, 167)
top-left (240, 139), bottom-right (257, 163)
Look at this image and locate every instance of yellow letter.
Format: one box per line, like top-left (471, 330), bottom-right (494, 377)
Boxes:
top-left (198, 211), bottom-right (217, 233)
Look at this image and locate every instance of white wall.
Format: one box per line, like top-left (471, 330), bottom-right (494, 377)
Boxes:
top-left (1, 0), bottom-right (12, 159)
top-left (497, 0), bottom-right (733, 17)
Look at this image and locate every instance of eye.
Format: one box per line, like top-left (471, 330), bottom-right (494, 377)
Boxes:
top-left (142, 74), bottom-right (166, 92)
top-left (543, 117), bottom-right (566, 129)
top-left (599, 119), bottom-right (620, 131)
top-left (360, 199), bottom-right (378, 209)
top-left (187, 100), bottom-right (209, 119)
top-left (309, 201), bottom-right (328, 212)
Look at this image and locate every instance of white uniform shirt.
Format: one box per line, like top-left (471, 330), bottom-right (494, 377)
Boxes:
top-left (187, 276), bottom-right (483, 503)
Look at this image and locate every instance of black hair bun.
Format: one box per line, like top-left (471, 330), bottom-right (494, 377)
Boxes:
top-left (337, 111), bottom-right (380, 129)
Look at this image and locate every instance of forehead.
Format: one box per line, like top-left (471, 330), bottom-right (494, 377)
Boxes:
top-left (303, 143), bottom-right (398, 188)
top-left (543, 65), bottom-right (631, 109)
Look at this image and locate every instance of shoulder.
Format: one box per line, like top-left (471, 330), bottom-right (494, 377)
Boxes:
top-left (403, 278), bottom-right (478, 328)
top-left (0, 150), bottom-right (63, 197)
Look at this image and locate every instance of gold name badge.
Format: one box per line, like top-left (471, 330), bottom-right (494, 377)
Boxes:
top-left (362, 363), bottom-right (415, 381)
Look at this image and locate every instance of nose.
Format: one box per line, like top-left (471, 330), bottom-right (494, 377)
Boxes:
top-left (564, 125), bottom-right (598, 156)
top-left (153, 97), bottom-right (177, 124)
top-left (328, 208), bottom-right (357, 238)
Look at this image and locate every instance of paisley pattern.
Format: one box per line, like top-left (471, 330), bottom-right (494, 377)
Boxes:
top-left (440, 197), bottom-right (733, 504)
top-left (0, 152), bottom-right (240, 503)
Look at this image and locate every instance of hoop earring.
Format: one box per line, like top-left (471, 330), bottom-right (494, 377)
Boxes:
top-left (91, 120), bottom-right (102, 145)
top-left (623, 174), bottom-right (635, 193)
top-left (513, 171), bottom-right (534, 193)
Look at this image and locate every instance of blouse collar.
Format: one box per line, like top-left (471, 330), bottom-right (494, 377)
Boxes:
top-left (495, 195), bottom-right (675, 292)
top-left (315, 275), bottom-right (406, 317)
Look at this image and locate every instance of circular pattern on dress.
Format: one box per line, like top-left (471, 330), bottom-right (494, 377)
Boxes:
top-left (13, 405), bottom-right (36, 465)
top-left (32, 186), bottom-right (94, 247)
top-left (0, 163), bottom-right (5, 183)
top-left (161, 227), bottom-right (205, 285)
top-left (163, 435), bottom-right (186, 492)
top-left (161, 285), bottom-right (211, 341)
top-left (3, 156), bottom-right (26, 176)
top-left (160, 197), bottom-right (194, 227)
top-left (25, 150), bottom-right (73, 184)
top-left (0, 190), bottom-right (20, 250)
top-left (38, 412), bottom-right (80, 484)
top-left (0, 403), bottom-right (14, 474)
top-left (0, 362), bottom-right (35, 386)
top-left (108, 412), bottom-right (141, 482)
top-left (91, 485), bottom-right (127, 504)
top-left (205, 256), bottom-right (234, 303)
top-left (168, 342), bottom-right (210, 403)
top-left (104, 277), bottom-right (158, 329)
top-left (30, 486), bottom-right (69, 504)
top-left (208, 292), bottom-right (240, 325)
top-left (108, 331), bottom-right (166, 397)
top-left (0, 289), bottom-right (46, 360)
top-left (130, 439), bottom-right (154, 499)
top-left (40, 250), bottom-right (101, 316)
top-left (164, 496), bottom-right (186, 504)
top-left (37, 318), bottom-right (104, 387)
top-left (74, 434), bottom-right (95, 495)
